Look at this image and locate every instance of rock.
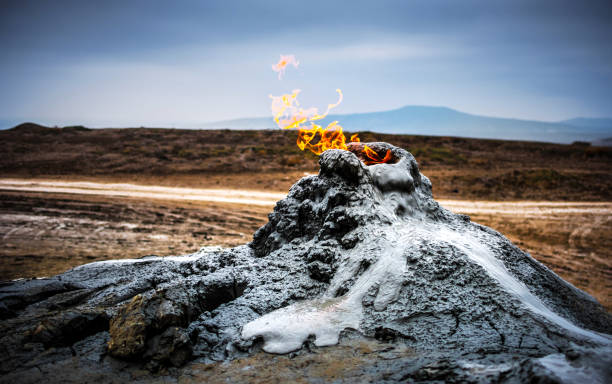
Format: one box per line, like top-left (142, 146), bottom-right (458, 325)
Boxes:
top-left (0, 143), bottom-right (610, 383)
top-left (144, 326), bottom-right (192, 368)
top-left (108, 295), bottom-right (148, 359)
top-left (30, 308), bottom-right (108, 348)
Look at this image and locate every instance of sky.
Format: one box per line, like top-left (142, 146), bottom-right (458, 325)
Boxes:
top-left (1, 0), bottom-right (611, 127)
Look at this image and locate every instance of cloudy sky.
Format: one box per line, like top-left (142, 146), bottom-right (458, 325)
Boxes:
top-left (1, 0), bottom-right (611, 127)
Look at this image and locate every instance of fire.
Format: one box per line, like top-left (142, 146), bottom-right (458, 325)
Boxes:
top-left (271, 88), bottom-right (354, 155)
top-left (363, 145), bottom-right (393, 165)
top-left (272, 54), bottom-right (299, 80)
top-left (270, 55), bottom-right (394, 165)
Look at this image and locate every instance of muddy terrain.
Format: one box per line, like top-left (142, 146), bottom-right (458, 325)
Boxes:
top-left (0, 190), bottom-right (269, 280)
top-left (1, 185), bottom-right (610, 311)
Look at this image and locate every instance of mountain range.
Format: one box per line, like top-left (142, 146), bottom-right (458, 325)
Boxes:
top-left (4, 106), bottom-right (612, 144)
top-left (200, 106), bottom-right (612, 144)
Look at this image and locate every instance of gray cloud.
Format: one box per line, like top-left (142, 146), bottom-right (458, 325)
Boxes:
top-left (1, 0), bottom-right (611, 125)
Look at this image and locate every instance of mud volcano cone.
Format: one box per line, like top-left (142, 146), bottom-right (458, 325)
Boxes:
top-left (1, 143), bottom-right (610, 383)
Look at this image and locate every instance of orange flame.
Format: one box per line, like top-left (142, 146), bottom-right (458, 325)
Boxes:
top-left (271, 89), bottom-right (357, 155)
top-left (363, 145), bottom-right (393, 165)
top-left (272, 54), bottom-right (299, 80)
top-left (270, 55), bottom-right (394, 165)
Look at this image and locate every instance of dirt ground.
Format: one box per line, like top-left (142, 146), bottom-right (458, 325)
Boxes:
top-left (0, 190), bottom-right (269, 280)
top-left (1, 184), bottom-right (610, 312)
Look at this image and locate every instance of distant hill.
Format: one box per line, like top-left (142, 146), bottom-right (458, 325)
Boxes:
top-left (201, 106), bottom-right (612, 144)
top-left (8, 122), bottom-right (91, 133)
top-left (4, 106), bottom-right (612, 144)
top-left (9, 122), bottom-right (52, 133)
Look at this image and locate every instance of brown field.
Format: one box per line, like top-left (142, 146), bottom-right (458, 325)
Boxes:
top-left (1, 123), bottom-right (611, 200)
top-left (0, 124), bottom-right (610, 311)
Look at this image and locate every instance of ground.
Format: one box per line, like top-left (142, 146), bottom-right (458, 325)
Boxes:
top-left (1, 124), bottom-right (611, 200)
top-left (0, 184), bottom-right (610, 311)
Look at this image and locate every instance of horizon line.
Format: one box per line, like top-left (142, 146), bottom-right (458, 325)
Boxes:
top-left (2, 103), bottom-right (612, 130)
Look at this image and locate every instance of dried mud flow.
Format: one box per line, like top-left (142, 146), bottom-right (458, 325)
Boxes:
top-left (449, 202), bottom-right (612, 312)
top-left (0, 143), bottom-right (610, 383)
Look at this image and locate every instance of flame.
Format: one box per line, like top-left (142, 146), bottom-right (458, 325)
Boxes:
top-left (272, 54), bottom-right (299, 80)
top-left (363, 145), bottom-right (393, 165)
top-left (271, 89), bottom-right (357, 155)
top-left (270, 55), bottom-right (394, 165)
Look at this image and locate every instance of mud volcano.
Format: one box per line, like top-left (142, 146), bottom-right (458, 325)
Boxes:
top-left (1, 143), bottom-right (611, 383)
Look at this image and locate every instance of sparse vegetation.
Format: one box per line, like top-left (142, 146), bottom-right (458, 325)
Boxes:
top-left (1, 123), bottom-right (611, 200)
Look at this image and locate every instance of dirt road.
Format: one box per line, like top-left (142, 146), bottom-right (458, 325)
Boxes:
top-left (0, 179), bottom-right (286, 206)
top-left (1, 179), bottom-right (610, 310)
top-left (2, 178), bottom-right (610, 214)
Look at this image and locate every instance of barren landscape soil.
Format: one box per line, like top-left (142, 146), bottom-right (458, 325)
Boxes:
top-left (1, 125), bottom-right (610, 311)
top-left (2, 124), bottom-right (611, 200)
